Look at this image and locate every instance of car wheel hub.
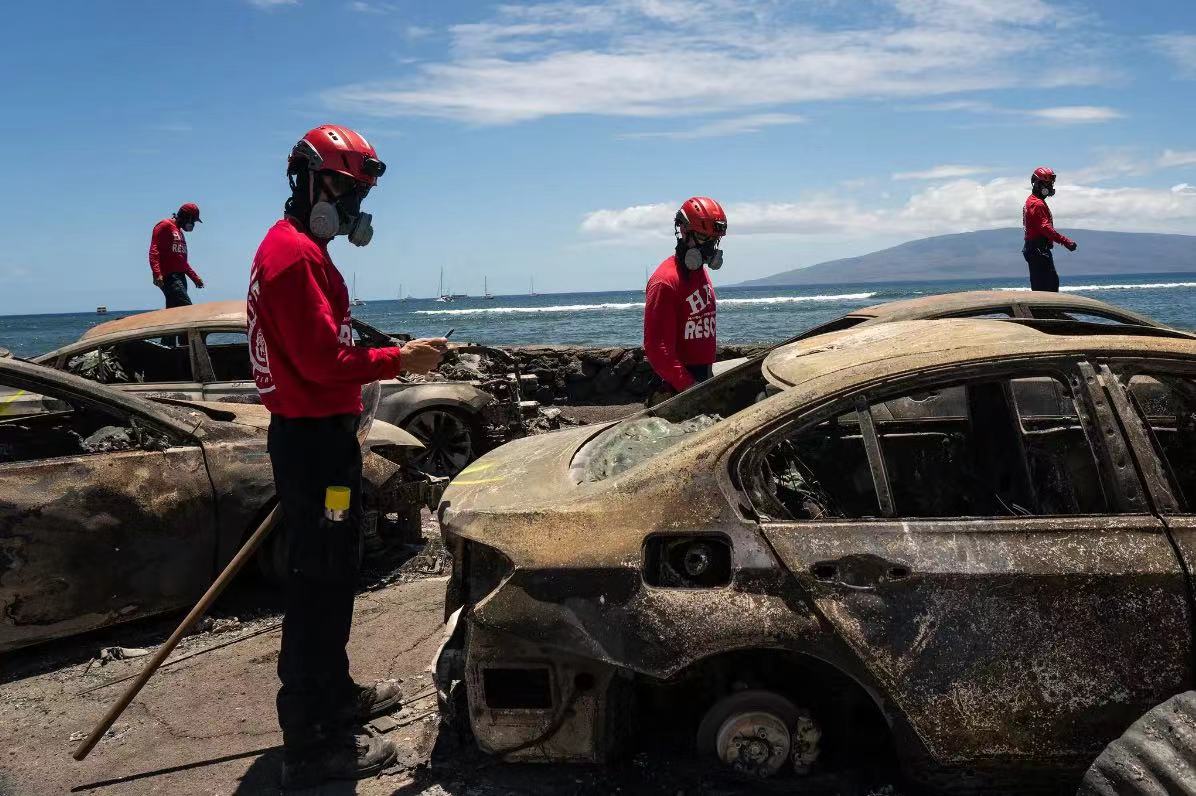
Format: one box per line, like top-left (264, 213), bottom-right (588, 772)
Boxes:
top-left (715, 711), bottom-right (791, 778)
top-left (407, 409), bottom-right (474, 477)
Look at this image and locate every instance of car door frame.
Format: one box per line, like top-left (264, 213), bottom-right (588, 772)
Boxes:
top-left (731, 354), bottom-right (1192, 771)
top-left (191, 323), bottom-right (259, 403)
top-left (1097, 355), bottom-right (1196, 664)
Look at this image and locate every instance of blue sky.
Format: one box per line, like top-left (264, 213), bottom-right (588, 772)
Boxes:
top-left (1, 0), bottom-right (1194, 314)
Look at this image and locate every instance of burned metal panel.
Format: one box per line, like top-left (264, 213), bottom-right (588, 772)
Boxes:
top-left (465, 623), bottom-right (620, 763)
top-left (0, 446), bottom-right (217, 653)
top-left (760, 516), bottom-right (1191, 766)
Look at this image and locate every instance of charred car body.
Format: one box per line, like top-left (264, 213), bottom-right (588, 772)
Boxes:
top-left (0, 358), bottom-right (433, 653)
top-left (30, 301), bottom-right (538, 477)
top-left (437, 318), bottom-right (1196, 791)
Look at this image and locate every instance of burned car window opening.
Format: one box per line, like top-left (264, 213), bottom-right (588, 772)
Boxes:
top-left (753, 371), bottom-right (1111, 521)
top-left (0, 383), bottom-right (175, 465)
top-left (65, 335), bottom-right (193, 385)
top-left (202, 331), bottom-right (252, 382)
top-left (1118, 370), bottom-right (1196, 511)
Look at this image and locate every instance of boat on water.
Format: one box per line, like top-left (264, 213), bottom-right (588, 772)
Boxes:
top-left (398, 283), bottom-right (410, 302)
top-left (96, 306), bottom-right (108, 315)
top-left (350, 273), bottom-right (366, 306)
top-left (529, 276), bottom-right (538, 296)
top-left (435, 267), bottom-right (454, 302)
top-left (483, 276), bottom-right (495, 300)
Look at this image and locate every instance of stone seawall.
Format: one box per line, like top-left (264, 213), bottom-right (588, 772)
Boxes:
top-left (505, 344), bottom-right (771, 405)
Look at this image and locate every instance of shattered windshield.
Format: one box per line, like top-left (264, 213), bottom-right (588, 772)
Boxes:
top-left (574, 414), bottom-right (723, 482)
top-left (573, 356), bottom-right (777, 482)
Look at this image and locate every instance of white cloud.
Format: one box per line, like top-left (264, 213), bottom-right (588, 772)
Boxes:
top-left (323, 0), bottom-right (1108, 125)
top-left (620, 113), bottom-right (804, 140)
top-left (915, 101), bottom-right (1122, 125)
top-left (349, 1), bottom-right (395, 13)
top-left (581, 178), bottom-right (1196, 241)
top-left (893, 164), bottom-right (997, 180)
top-left (247, 0), bottom-right (298, 7)
top-left (1027, 105), bottom-right (1122, 124)
top-left (1161, 149), bottom-right (1196, 168)
top-left (1152, 34), bottom-right (1196, 78)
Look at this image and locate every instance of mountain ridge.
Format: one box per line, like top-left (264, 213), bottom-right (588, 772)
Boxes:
top-left (735, 228), bottom-right (1196, 286)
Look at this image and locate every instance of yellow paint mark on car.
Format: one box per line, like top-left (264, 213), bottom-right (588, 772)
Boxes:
top-left (0, 390), bottom-right (26, 416)
top-left (451, 475), bottom-right (507, 486)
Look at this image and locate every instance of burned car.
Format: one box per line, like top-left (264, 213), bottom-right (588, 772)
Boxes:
top-left (437, 318), bottom-right (1196, 791)
top-left (0, 357), bottom-right (433, 653)
top-left (31, 301), bottom-right (538, 477)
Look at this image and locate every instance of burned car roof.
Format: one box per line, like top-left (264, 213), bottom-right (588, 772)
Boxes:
top-left (849, 289), bottom-right (1159, 323)
top-left (761, 318), bottom-right (1194, 389)
top-left (81, 300), bottom-right (247, 341)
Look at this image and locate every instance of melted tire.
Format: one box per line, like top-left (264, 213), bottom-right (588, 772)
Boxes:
top-left (1078, 691), bottom-right (1196, 796)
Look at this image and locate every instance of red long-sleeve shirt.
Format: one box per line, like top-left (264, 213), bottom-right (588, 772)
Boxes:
top-left (644, 255), bottom-right (717, 392)
top-left (1023, 195), bottom-right (1074, 248)
top-left (246, 218), bottom-right (403, 418)
top-left (148, 218), bottom-right (202, 283)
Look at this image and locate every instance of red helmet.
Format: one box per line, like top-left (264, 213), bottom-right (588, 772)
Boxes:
top-left (289, 124), bottom-right (386, 187)
top-left (675, 196), bottom-right (728, 239)
top-left (177, 202), bottom-right (201, 223)
top-left (1032, 166), bottom-right (1057, 183)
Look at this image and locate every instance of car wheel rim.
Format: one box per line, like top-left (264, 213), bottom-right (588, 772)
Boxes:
top-left (715, 710), bottom-right (791, 778)
top-left (407, 410), bottom-right (474, 477)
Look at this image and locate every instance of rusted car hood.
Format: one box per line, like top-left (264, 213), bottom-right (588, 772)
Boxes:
top-left (442, 424), bottom-right (600, 515)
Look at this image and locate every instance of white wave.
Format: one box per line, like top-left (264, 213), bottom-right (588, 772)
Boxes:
top-left (413, 291), bottom-right (877, 316)
top-left (997, 282), bottom-right (1196, 293)
top-left (414, 302), bottom-right (641, 316)
top-left (721, 293), bottom-right (876, 305)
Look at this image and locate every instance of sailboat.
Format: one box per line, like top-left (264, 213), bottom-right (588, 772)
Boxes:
top-left (529, 276), bottom-right (538, 296)
top-left (483, 276), bottom-right (495, 300)
top-left (350, 273), bottom-right (366, 306)
top-left (435, 267), bottom-right (454, 303)
top-left (398, 283), bottom-right (410, 302)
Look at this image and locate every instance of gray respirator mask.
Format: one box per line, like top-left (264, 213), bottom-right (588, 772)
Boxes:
top-left (1035, 181), bottom-right (1056, 199)
top-left (181, 220), bottom-right (195, 232)
top-left (681, 238), bottom-right (724, 271)
top-left (309, 186), bottom-right (374, 247)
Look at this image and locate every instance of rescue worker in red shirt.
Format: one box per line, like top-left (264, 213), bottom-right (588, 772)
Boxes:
top-left (644, 197), bottom-right (726, 404)
top-left (246, 124), bottom-right (446, 789)
top-left (1023, 167), bottom-right (1077, 292)
top-left (149, 203), bottom-right (205, 308)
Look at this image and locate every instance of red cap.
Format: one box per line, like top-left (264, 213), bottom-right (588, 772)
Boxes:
top-left (1032, 167), bottom-right (1056, 183)
top-left (178, 202), bottom-right (202, 223)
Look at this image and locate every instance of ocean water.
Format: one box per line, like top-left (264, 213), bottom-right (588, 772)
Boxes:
top-left (2, 273), bottom-right (1195, 358)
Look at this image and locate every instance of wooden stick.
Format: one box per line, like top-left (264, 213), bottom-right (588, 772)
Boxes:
top-left (72, 506), bottom-right (281, 761)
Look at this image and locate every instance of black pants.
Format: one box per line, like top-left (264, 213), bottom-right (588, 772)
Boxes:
top-left (1023, 243), bottom-right (1059, 292)
top-left (268, 414), bottom-right (363, 756)
top-left (159, 273), bottom-right (192, 346)
top-left (159, 272), bottom-right (192, 308)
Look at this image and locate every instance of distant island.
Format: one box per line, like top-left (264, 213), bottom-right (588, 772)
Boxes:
top-left (735, 228), bottom-right (1196, 286)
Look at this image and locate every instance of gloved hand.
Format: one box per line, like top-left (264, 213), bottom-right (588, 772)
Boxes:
top-left (153, 276), bottom-right (164, 288)
top-left (1065, 241), bottom-right (1078, 252)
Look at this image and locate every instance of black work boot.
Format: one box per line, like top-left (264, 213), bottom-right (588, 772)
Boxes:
top-left (346, 679), bottom-right (403, 723)
top-left (280, 734), bottom-right (397, 789)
